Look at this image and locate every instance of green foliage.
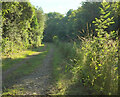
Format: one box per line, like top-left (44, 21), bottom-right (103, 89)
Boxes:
top-left (53, 35), bottom-right (59, 45)
top-left (56, 38), bottom-right (118, 95)
top-left (43, 2), bottom-right (119, 42)
top-left (2, 2), bottom-right (45, 55)
top-left (2, 1), bottom-right (119, 95)
top-left (76, 39), bottom-right (118, 95)
top-left (43, 12), bottom-right (64, 42)
top-left (43, 2), bottom-right (102, 42)
top-left (57, 42), bottom-right (76, 59)
top-left (71, 2), bottom-right (118, 95)
top-left (53, 1), bottom-right (118, 95)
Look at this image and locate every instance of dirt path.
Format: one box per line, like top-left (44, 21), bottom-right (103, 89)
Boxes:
top-left (3, 46), bottom-right (46, 81)
top-left (10, 47), bottom-right (54, 95)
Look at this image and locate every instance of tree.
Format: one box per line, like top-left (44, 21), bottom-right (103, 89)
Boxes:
top-left (2, 2), bottom-right (45, 54)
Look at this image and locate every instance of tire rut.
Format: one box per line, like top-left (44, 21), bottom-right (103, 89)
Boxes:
top-left (3, 46), bottom-right (46, 81)
top-left (10, 47), bottom-right (54, 95)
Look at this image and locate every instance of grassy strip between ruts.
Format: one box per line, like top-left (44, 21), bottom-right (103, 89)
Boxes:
top-left (2, 44), bottom-right (50, 95)
top-left (51, 46), bottom-right (70, 95)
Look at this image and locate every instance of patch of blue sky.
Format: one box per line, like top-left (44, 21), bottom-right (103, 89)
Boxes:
top-left (29, 0), bottom-right (85, 14)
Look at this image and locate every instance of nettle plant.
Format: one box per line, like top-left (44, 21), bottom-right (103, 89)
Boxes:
top-left (79, 1), bottom-right (118, 95)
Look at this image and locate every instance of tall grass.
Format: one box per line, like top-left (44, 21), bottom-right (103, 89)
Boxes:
top-left (53, 2), bottom-right (118, 95)
top-left (54, 37), bottom-right (118, 95)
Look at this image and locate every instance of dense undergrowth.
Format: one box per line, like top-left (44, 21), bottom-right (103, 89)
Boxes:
top-left (1, 2), bottom-right (45, 56)
top-left (51, 44), bottom-right (90, 95)
top-left (52, 37), bottom-right (118, 95)
top-left (52, 2), bottom-right (118, 95)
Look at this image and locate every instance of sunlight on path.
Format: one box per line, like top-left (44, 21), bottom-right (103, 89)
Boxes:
top-left (11, 47), bottom-right (54, 95)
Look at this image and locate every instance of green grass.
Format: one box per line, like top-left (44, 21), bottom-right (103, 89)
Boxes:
top-left (2, 88), bottom-right (25, 95)
top-left (52, 46), bottom-right (63, 82)
top-left (52, 40), bottom-right (118, 95)
top-left (2, 44), bottom-right (45, 71)
top-left (51, 45), bottom-right (68, 95)
top-left (50, 45), bottom-right (89, 95)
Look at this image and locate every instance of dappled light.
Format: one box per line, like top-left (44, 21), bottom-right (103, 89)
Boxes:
top-left (1, 0), bottom-right (119, 96)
